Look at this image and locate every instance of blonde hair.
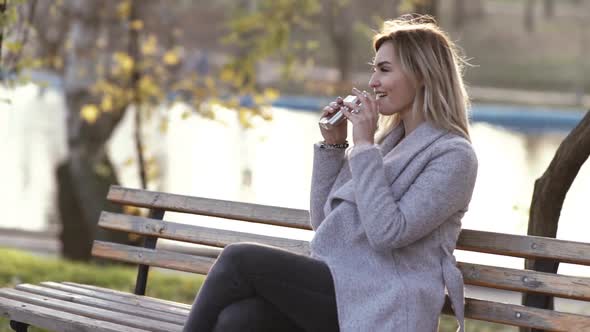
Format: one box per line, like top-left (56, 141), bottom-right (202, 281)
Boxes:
top-left (372, 14), bottom-right (471, 143)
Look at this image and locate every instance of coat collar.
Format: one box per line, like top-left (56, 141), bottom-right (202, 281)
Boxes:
top-left (328, 121), bottom-right (449, 205)
top-left (382, 121), bottom-right (449, 185)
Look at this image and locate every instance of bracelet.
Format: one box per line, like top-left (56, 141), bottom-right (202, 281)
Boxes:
top-left (319, 140), bottom-right (349, 149)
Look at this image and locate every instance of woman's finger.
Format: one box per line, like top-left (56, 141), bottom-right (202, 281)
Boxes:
top-left (363, 91), bottom-right (378, 113)
top-left (329, 101), bottom-right (340, 109)
top-left (342, 105), bottom-right (357, 122)
top-left (322, 105), bottom-right (336, 117)
top-left (352, 88), bottom-right (378, 119)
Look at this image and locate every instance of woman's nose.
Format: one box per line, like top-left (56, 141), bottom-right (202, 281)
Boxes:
top-left (369, 77), bottom-right (379, 88)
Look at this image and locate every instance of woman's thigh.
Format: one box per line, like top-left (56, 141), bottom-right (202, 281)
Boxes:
top-left (220, 242), bottom-right (339, 331)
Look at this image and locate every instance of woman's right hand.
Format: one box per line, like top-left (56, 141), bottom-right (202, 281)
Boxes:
top-left (319, 96), bottom-right (348, 144)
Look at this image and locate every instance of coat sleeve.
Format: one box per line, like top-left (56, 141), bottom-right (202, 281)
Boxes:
top-left (348, 140), bottom-right (478, 251)
top-left (309, 143), bottom-right (346, 230)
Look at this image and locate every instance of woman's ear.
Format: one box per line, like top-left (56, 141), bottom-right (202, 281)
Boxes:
top-left (414, 74), bottom-right (425, 89)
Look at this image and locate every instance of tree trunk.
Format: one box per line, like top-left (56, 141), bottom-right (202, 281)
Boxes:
top-left (128, 1), bottom-right (147, 190)
top-left (520, 111), bottom-right (590, 332)
top-left (414, 0), bottom-right (439, 19)
top-left (323, 0), bottom-right (353, 91)
top-left (543, 0), bottom-right (555, 19)
top-left (524, 0), bottom-right (536, 33)
top-left (391, 0), bottom-right (400, 18)
top-left (58, 0), bottom-right (130, 260)
top-left (474, 0), bottom-right (486, 19)
top-left (333, 38), bottom-right (351, 84)
top-left (453, 0), bottom-right (466, 29)
top-left (0, 0), bottom-right (6, 65)
top-left (57, 151), bottom-right (126, 260)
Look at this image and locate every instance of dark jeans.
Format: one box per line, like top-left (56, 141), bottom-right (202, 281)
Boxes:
top-left (182, 242), bottom-right (339, 332)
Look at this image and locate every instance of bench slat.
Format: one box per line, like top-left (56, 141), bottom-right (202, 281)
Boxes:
top-left (63, 282), bottom-right (192, 311)
top-left (91, 237), bottom-right (590, 302)
top-left (0, 288), bottom-right (183, 332)
top-left (457, 229), bottom-right (590, 265)
top-left (40, 282), bottom-right (190, 316)
top-left (108, 186), bottom-right (590, 265)
top-left (459, 262), bottom-right (590, 301)
top-left (92, 241), bottom-right (215, 274)
top-left (158, 241), bottom-right (222, 258)
top-left (107, 185), bottom-right (311, 229)
top-left (99, 211), bottom-right (311, 256)
top-left (0, 296), bottom-right (148, 332)
top-left (15, 284), bottom-right (187, 325)
top-left (447, 297), bottom-right (590, 330)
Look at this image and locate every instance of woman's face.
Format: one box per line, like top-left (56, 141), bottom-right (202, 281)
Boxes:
top-left (369, 41), bottom-right (418, 116)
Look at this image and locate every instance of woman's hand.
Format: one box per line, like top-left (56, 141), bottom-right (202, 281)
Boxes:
top-left (319, 96), bottom-right (348, 144)
top-left (342, 88), bottom-right (378, 146)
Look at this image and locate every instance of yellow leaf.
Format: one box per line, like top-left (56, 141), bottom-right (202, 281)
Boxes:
top-left (238, 108), bottom-right (253, 128)
top-left (123, 205), bottom-right (142, 216)
top-left (204, 76), bottom-right (215, 89)
top-left (138, 75), bottom-right (161, 99)
top-left (5, 41), bottom-right (23, 53)
top-left (163, 51), bottom-right (179, 66)
top-left (142, 35), bottom-right (158, 56)
top-left (181, 110), bottom-right (192, 120)
top-left (29, 58), bottom-right (44, 69)
top-left (306, 40), bottom-right (319, 50)
top-left (117, 1), bottom-right (131, 19)
top-left (53, 55), bottom-right (64, 69)
top-left (131, 20), bottom-right (143, 31)
top-left (220, 67), bottom-right (234, 82)
top-left (261, 109), bottom-right (273, 121)
top-left (146, 162), bottom-right (160, 182)
top-left (122, 158), bottom-right (135, 167)
top-left (94, 163), bottom-right (112, 178)
top-left (263, 88), bottom-right (279, 101)
top-left (113, 52), bottom-right (134, 74)
top-left (159, 119), bottom-right (169, 133)
top-left (80, 104), bottom-right (100, 124)
top-left (101, 95), bottom-right (114, 112)
top-left (227, 97), bottom-right (240, 109)
top-left (253, 94), bottom-right (265, 105)
top-left (64, 40), bottom-right (73, 51)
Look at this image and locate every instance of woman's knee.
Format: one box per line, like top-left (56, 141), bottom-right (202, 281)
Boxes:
top-left (213, 298), bottom-right (299, 332)
top-left (218, 242), bottom-right (261, 266)
top-left (213, 298), bottom-right (265, 332)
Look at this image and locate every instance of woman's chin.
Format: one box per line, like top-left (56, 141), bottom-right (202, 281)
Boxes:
top-left (378, 106), bottom-right (399, 116)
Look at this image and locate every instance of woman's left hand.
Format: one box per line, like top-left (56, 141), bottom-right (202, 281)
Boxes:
top-left (342, 87), bottom-right (379, 147)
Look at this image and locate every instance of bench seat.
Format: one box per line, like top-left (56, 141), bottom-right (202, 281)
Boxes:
top-left (2, 185), bottom-right (590, 331)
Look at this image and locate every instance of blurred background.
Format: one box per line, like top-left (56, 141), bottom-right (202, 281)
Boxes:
top-left (1, 0), bottom-right (589, 330)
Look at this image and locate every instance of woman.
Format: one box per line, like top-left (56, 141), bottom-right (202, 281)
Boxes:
top-left (183, 14), bottom-right (477, 332)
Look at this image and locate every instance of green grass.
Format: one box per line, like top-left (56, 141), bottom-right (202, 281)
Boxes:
top-left (0, 248), bottom-right (517, 331)
top-left (0, 248), bottom-right (204, 332)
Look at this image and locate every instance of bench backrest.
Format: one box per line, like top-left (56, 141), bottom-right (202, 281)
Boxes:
top-left (93, 185), bottom-right (590, 331)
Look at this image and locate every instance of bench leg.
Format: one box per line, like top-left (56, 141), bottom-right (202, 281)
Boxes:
top-left (9, 321), bottom-right (29, 332)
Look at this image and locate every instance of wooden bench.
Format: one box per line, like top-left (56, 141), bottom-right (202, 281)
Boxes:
top-left (2, 185), bottom-right (590, 331)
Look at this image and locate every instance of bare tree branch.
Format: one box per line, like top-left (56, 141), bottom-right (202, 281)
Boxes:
top-left (0, 0), bottom-right (7, 72)
top-left (521, 110), bottom-right (590, 332)
top-left (5, 0), bottom-right (37, 70)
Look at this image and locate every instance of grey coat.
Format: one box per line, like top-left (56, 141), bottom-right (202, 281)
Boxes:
top-left (310, 122), bottom-right (477, 332)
